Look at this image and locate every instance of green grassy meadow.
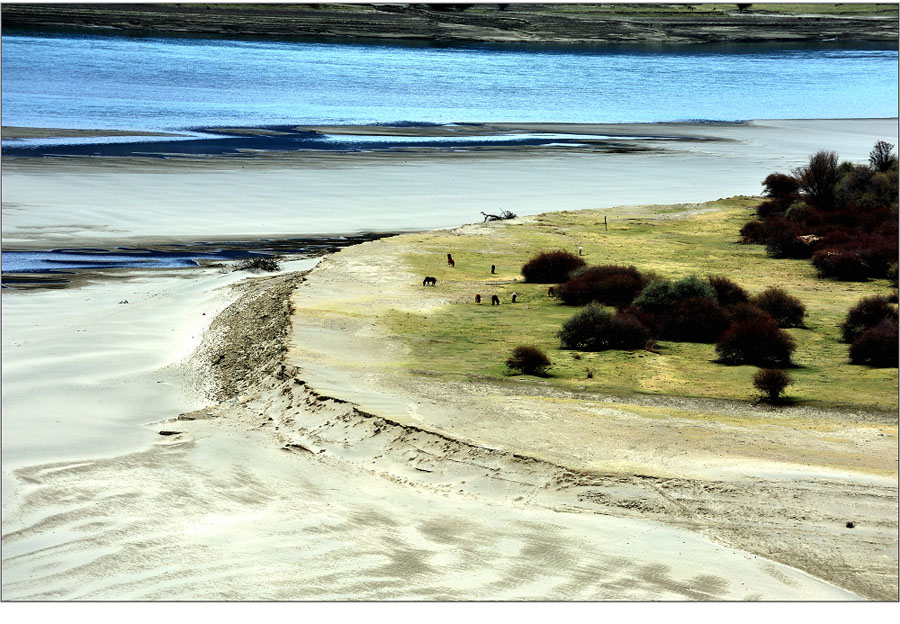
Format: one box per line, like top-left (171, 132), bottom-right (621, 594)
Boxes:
top-left (385, 198), bottom-right (897, 411)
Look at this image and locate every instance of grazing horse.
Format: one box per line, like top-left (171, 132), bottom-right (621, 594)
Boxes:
top-left (548, 286), bottom-right (555, 297)
top-left (423, 276), bottom-right (437, 286)
top-left (491, 295), bottom-right (500, 306)
top-left (475, 294), bottom-right (481, 304)
top-left (491, 264), bottom-right (496, 274)
top-left (447, 253), bottom-right (455, 267)
top-left (511, 292), bottom-right (518, 303)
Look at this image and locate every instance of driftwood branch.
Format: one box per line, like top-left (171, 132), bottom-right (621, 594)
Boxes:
top-left (481, 210), bottom-right (517, 222)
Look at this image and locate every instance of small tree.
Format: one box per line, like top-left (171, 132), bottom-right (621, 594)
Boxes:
top-left (753, 368), bottom-right (792, 403)
top-left (869, 140), bottom-right (896, 173)
top-left (793, 150), bottom-right (840, 210)
top-left (521, 250), bottom-right (586, 283)
top-left (505, 345), bottom-right (551, 376)
top-left (751, 287), bottom-right (807, 328)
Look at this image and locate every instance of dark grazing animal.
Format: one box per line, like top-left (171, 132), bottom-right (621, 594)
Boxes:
top-left (491, 295), bottom-right (500, 306)
top-left (447, 253), bottom-right (455, 267)
top-left (511, 292), bottom-right (518, 303)
top-left (475, 294), bottom-right (481, 303)
top-left (491, 264), bottom-right (496, 274)
top-left (548, 286), bottom-right (555, 297)
top-left (423, 276), bottom-right (437, 286)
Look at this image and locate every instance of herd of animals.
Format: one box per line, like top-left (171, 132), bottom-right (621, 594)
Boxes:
top-left (423, 252), bottom-right (546, 305)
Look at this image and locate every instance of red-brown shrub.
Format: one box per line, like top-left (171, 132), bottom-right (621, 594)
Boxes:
top-left (505, 345), bottom-right (552, 376)
top-left (715, 317), bottom-right (796, 367)
top-left (658, 297), bottom-right (730, 343)
top-left (739, 220), bottom-right (768, 244)
top-left (762, 172), bottom-right (801, 200)
top-left (812, 248), bottom-right (870, 281)
top-left (751, 287), bottom-right (807, 328)
top-left (708, 276), bottom-right (750, 307)
top-left (849, 320), bottom-right (899, 367)
top-left (555, 265), bottom-right (648, 306)
top-left (840, 296), bottom-right (898, 343)
top-left (521, 250), bottom-right (586, 283)
top-left (727, 302), bottom-right (772, 325)
top-left (763, 218), bottom-right (813, 259)
top-left (753, 368), bottom-right (793, 402)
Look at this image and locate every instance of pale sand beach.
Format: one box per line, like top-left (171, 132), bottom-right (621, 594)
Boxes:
top-left (0, 259), bottom-right (878, 601)
top-left (2, 118), bottom-right (897, 600)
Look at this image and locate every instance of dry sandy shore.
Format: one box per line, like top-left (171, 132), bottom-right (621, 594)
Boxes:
top-left (2, 118), bottom-right (897, 600)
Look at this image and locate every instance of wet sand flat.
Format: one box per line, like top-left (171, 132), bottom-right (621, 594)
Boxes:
top-left (3, 119), bottom-right (897, 249)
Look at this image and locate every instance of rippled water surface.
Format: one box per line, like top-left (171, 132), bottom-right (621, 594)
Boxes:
top-left (2, 32), bottom-right (897, 130)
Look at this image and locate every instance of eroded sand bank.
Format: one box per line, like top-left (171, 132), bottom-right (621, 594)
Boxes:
top-left (1, 267), bottom-right (872, 600)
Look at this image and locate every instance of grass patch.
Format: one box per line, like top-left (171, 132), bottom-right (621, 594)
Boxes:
top-left (384, 198), bottom-right (897, 411)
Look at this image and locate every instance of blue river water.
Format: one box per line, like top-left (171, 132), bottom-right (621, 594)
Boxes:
top-left (1, 32), bottom-right (897, 131)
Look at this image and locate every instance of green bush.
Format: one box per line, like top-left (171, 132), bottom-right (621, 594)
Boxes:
top-left (633, 275), bottom-right (716, 312)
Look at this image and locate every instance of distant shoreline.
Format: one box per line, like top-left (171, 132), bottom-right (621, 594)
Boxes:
top-left (2, 3), bottom-right (897, 45)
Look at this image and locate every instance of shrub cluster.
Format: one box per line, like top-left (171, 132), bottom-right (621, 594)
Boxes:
top-left (740, 143), bottom-right (898, 281)
top-left (554, 265), bottom-right (648, 306)
top-left (558, 304), bottom-right (650, 352)
top-left (506, 345), bottom-right (552, 376)
top-left (521, 250), bottom-right (586, 283)
top-left (554, 271), bottom-right (802, 366)
top-left (631, 275), bottom-right (724, 343)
